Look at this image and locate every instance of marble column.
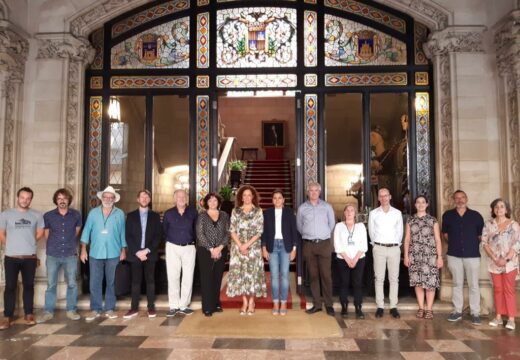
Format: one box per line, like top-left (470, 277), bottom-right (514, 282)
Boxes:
top-left (424, 26), bottom-right (496, 314)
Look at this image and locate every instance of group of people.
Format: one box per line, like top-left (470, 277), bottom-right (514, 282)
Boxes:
top-left (0, 183), bottom-right (518, 331)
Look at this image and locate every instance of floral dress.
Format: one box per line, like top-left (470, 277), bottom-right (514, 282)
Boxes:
top-left (226, 206), bottom-right (267, 297)
top-left (407, 214), bottom-right (440, 289)
top-left (481, 220), bottom-right (520, 274)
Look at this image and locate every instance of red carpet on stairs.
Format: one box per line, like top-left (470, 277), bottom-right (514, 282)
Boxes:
top-left (243, 160), bottom-right (293, 209)
top-left (219, 272), bottom-right (306, 310)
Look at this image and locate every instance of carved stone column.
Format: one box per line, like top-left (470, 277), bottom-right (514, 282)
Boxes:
top-left (0, 20), bottom-right (29, 289)
top-left (424, 26), bottom-right (492, 311)
top-left (35, 33), bottom-right (95, 206)
top-left (495, 10), bottom-right (520, 222)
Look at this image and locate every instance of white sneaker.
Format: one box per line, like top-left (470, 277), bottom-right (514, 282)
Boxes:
top-left (488, 318), bottom-right (502, 327)
top-left (85, 311), bottom-right (101, 321)
top-left (36, 312), bottom-right (54, 323)
top-left (105, 310), bottom-right (118, 319)
top-left (66, 311), bottom-right (81, 321)
top-left (505, 320), bottom-right (516, 330)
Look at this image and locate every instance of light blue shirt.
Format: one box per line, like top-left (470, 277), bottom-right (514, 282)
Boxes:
top-left (139, 209), bottom-right (148, 249)
top-left (80, 206), bottom-right (127, 259)
top-left (296, 199), bottom-right (335, 240)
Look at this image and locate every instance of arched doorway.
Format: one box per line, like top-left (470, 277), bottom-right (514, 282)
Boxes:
top-left (83, 0), bottom-right (434, 296)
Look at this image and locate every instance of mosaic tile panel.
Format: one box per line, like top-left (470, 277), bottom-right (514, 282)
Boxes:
top-left (324, 0), bottom-right (406, 34)
top-left (414, 22), bottom-right (429, 65)
top-left (198, 0), bottom-right (210, 5)
top-left (111, 17), bottom-right (190, 69)
top-left (110, 76), bottom-right (190, 89)
top-left (325, 72), bottom-right (407, 86)
top-left (111, 0), bottom-right (190, 38)
top-left (304, 11), bottom-right (317, 67)
top-left (90, 76), bottom-right (103, 90)
top-left (197, 13), bottom-right (210, 68)
top-left (88, 97), bottom-right (102, 210)
top-left (216, 7), bottom-right (297, 68)
top-left (304, 94), bottom-right (318, 186)
top-left (197, 75), bottom-right (210, 88)
top-left (304, 73), bottom-right (318, 87)
top-left (304, 0), bottom-right (317, 3)
top-left (90, 28), bottom-right (103, 70)
top-left (324, 14), bottom-right (407, 66)
top-left (216, 74), bottom-right (297, 88)
top-left (415, 92), bottom-right (431, 198)
top-left (415, 72), bottom-right (429, 86)
top-left (196, 95), bottom-right (210, 208)
top-left (217, 0), bottom-right (295, 2)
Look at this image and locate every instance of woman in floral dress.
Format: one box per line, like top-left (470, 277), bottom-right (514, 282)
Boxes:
top-left (226, 185), bottom-right (266, 315)
top-left (482, 198), bottom-right (520, 330)
top-left (403, 195), bottom-right (443, 319)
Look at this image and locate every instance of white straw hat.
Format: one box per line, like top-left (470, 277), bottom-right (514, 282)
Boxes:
top-left (96, 186), bottom-right (121, 203)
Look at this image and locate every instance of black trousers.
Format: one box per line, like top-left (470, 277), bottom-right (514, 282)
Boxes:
top-left (304, 240), bottom-right (333, 307)
top-left (197, 246), bottom-right (227, 313)
top-left (338, 257), bottom-right (365, 306)
top-left (4, 256), bottom-right (37, 317)
top-left (130, 260), bottom-right (156, 310)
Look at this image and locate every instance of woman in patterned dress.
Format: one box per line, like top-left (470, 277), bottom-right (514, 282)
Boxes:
top-left (403, 195), bottom-right (443, 319)
top-left (226, 185), bottom-right (266, 315)
top-left (482, 198), bottom-right (520, 330)
top-left (196, 192), bottom-right (230, 317)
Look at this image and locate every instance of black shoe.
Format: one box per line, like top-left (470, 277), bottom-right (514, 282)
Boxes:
top-left (215, 306), bottom-right (223, 313)
top-left (203, 311), bottom-right (212, 317)
top-left (326, 306), bottom-right (335, 316)
top-left (355, 305), bottom-right (365, 319)
top-left (390, 308), bottom-right (400, 319)
top-left (341, 303), bottom-right (348, 318)
top-left (375, 308), bottom-right (384, 318)
top-left (305, 306), bottom-right (322, 314)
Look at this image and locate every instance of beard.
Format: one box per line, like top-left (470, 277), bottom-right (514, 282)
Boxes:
top-left (102, 200), bottom-right (114, 208)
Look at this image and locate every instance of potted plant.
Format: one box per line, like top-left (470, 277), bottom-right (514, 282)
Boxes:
top-left (228, 160), bottom-right (245, 188)
top-left (219, 185), bottom-right (234, 215)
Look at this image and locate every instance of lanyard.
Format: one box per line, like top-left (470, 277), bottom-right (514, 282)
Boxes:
top-left (101, 208), bottom-right (113, 230)
top-left (346, 223), bottom-right (355, 245)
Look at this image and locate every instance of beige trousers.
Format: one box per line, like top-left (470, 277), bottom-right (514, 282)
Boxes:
top-left (373, 244), bottom-right (401, 309)
top-left (165, 242), bottom-right (196, 310)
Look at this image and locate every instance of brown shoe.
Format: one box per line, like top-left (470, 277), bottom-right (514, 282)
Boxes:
top-left (0, 317), bottom-right (11, 330)
top-left (24, 314), bottom-right (36, 325)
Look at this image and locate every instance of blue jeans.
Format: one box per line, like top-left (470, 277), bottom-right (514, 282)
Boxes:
top-left (269, 239), bottom-right (290, 302)
top-left (44, 255), bottom-right (78, 313)
top-left (89, 257), bottom-right (119, 312)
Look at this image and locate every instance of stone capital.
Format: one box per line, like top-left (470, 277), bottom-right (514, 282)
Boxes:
top-left (0, 20), bottom-right (29, 81)
top-left (36, 33), bottom-right (95, 63)
top-left (424, 26), bottom-right (486, 58)
top-left (494, 10), bottom-right (520, 80)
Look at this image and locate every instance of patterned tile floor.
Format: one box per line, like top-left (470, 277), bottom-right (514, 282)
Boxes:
top-left (0, 310), bottom-right (518, 360)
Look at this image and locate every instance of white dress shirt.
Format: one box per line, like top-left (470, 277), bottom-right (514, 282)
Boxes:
top-left (334, 222), bottom-right (368, 259)
top-left (274, 208), bottom-right (283, 239)
top-left (368, 206), bottom-right (403, 245)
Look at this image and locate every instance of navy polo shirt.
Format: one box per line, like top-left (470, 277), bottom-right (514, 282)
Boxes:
top-left (44, 208), bottom-right (82, 257)
top-left (163, 206), bottom-right (198, 245)
top-left (442, 208), bottom-right (484, 258)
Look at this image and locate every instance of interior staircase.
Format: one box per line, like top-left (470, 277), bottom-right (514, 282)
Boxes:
top-left (243, 160), bottom-right (293, 209)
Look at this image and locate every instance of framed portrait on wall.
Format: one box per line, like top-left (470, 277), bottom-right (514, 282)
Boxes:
top-left (262, 120), bottom-right (285, 148)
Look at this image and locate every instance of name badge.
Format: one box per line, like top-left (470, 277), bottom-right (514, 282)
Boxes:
top-left (101, 229), bottom-right (109, 234)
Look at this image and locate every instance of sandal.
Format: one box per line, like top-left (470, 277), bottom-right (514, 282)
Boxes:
top-left (247, 301), bottom-right (255, 316)
top-left (416, 309), bottom-right (424, 318)
top-left (240, 303), bottom-right (247, 316)
top-left (424, 310), bottom-right (433, 320)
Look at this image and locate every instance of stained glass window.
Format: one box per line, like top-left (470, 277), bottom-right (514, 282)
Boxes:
top-left (109, 122), bottom-right (127, 185)
top-left (111, 17), bottom-right (190, 69)
top-left (415, 92), bottom-right (431, 199)
top-left (304, 11), bottom-right (317, 67)
top-left (324, 14), bottom-right (406, 66)
top-left (216, 8), bottom-right (297, 68)
top-left (216, 74), bottom-right (297, 88)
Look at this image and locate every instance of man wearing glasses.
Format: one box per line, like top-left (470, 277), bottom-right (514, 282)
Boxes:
top-left (80, 186), bottom-right (127, 321)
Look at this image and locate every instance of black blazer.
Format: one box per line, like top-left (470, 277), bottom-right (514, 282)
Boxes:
top-left (125, 209), bottom-right (163, 262)
top-left (261, 207), bottom-right (299, 253)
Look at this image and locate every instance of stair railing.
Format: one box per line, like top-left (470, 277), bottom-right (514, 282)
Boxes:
top-left (217, 137), bottom-right (237, 189)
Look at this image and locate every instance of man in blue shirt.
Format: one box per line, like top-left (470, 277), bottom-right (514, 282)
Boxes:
top-left (442, 190), bottom-right (484, 325)
top-left (163, 189), bottom-right (198, 316)
top-left (80, 186), bottom-right (127, 321)
top-left (37, 189), bottom-right (82, 323)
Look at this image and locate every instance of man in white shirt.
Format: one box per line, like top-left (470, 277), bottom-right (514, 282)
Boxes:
top-left (368, 187), bottom-right (403, 318)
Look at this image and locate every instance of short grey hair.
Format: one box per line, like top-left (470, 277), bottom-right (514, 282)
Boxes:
top-left (307, 182), bottom-right (322, 192)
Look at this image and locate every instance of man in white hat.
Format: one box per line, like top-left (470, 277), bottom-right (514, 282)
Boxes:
top-left (80, 186), bottom-right (127, 321)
